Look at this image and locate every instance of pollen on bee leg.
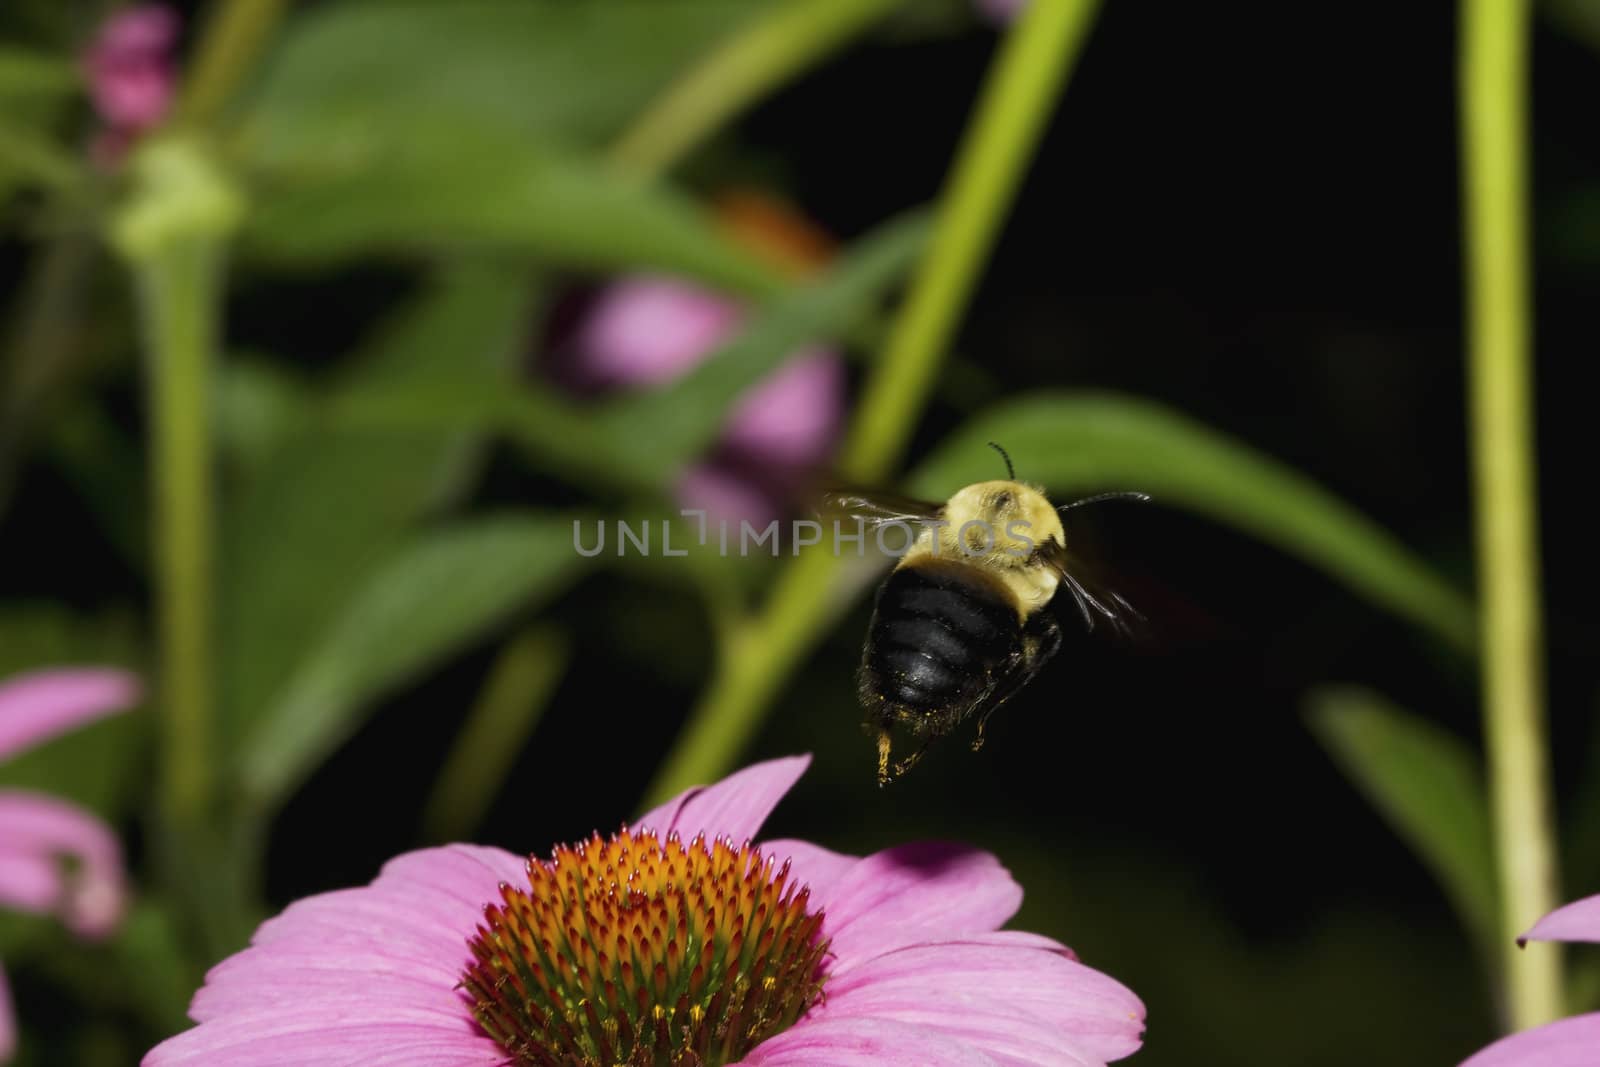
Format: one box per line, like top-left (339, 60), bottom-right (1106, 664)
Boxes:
top-left (890, 743), bottom-right (930, 779)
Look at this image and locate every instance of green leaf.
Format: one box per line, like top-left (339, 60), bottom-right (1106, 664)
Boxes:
top-left (241, 131), bottom-right (778, 294)
top-left (0, 46), bottom-right (76, 98)
top-left (1306, 686), bottom-right (1498, 965)
top-left (0, 113), bottom-right (81, 190)
top-left (219, 263), bottom-right (536, 752)
top-left (325, 212), bottom-right (930, 489)
top-left (214, 356), bottom-right (309, 477)
top-left (110, 899), bottom-right (196, 1035)
top-left (905, 392), bottom-right (1474, 647)
top-left (238, 514), bottom-right (586, 808)
top-left (1545, 0), bottom-right (1600, 53)
top-left (234, 2), bottom-right (783, 290)
top-left (241, 0), bottom-right (773, 153)
top-left (0, 605), bottom-right (141, 680)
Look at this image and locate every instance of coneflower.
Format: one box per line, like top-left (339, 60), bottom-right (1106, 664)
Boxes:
top-left (146, 756), bottom-right (1144, 1065)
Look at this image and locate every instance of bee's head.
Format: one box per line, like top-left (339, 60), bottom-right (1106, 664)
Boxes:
top-left (941, 480), bottom-right (1065, 564)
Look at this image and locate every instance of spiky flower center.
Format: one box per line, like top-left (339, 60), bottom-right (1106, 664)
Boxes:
top-left (462, 828), bottom-right (829, 1067)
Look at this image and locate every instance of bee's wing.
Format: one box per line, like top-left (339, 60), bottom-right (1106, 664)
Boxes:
top-left (816, 487), bottom-right (944, 531)
top-left (1036, 538), bottom-right (1143, 636)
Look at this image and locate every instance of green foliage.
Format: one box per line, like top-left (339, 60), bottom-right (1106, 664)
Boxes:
top-left (219, 263), bottom-right (535, 758)
top-left (326, 213), bottom-right (929, 490)
top-left (238, 514), bottom-right (585, 809)
top-left (0, 45), bottom-right (79, 199)
top-left (239, 0), bottom-right (773, 151)
top-left (1307, 687), bottom-right (1499, 968)
top-left (239, 128), bottom-right (782, 291)
top-left (906, 392), bottom-right (1475, 648)
top-left (110, 900), bottom-right (197, 1035)
top-left (233, 1), bottom-right (783, 289)
top-left (0, 46), bottom-right (76, 98)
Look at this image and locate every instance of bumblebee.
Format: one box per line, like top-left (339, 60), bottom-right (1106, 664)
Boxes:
top-left (825, 444), bottom-right (1144, 786)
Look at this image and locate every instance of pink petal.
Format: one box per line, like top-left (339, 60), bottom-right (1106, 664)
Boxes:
top-left (0, 791), bottom-right (125, 938)
top-left (82, 6), bottom-right (179, 131)
top-left (634, 754), bottom-right (810, 846)
top-left (576, 277), bottom-right (741, 388)
top-left (371, 843), bottom-right (526, 911)
top-left (1521, 894), bottom-right (1600, 946)
top-left (195, 845), bottom-right (523, 1023)
top-left (739, 1016), bottom-right (1000, 1066)
top-left (89, 62), bottom-right (174, 129)
top-left (0, 849), bottom-right (62, 911)
top-left (1460, 1014), bottom-right (1600, 1067)
top-left (193, 894), bottom-right (470, 1022)
top-left (197, 948), bottom-right (466, 1017)
top-left (823, 934), bottom-right (1145, 1066)
top-left (156, 845), bottom-right (522, 1064)
top-left (0, 668), bottom-right (140, 762)
top-left (145, 1004), bottom-right (503, 1066)
top-left (759, 838), bottom-right (859, 902)
top-left (676, 463), bottom-right (782, 530)
top-left (721, 350), bottom-right (844, 467)
top-left (91, 5), bottom-right (180, 58)
top-left (817, 842), bottom-right (1022, 966)
top-left (0, 962), bottom-right (14, 1062)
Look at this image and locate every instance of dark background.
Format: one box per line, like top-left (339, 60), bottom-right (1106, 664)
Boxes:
top-left (6, 2), bottom-right (1599, 1064)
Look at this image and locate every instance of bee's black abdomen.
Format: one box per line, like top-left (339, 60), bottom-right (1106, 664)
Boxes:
top-left (860, 559), bottom-right (1021, 725)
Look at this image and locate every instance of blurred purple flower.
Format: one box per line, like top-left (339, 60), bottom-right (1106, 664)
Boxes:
top-left (1458, 895), bottom-right (1600, 1066)
top-left (0, 668), bottom-right (139, 1063)
top-left (573, 275), bottom-right (845, 529)
top-left (81, 5), bottom-right (179, 166)
top-left (976, 0), bottom-right (1029, 23)
top-left (144, 755), bottom-right (1145, 1066)
top-left (572, 277), bottom-right (743, 389)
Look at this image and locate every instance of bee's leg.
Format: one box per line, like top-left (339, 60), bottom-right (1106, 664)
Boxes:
top-left (890, 740), bottom-right (931, 781)
top-left (970, 670), bottom-right (1010, 752)
top-left (971, 720), bottom-right (990, 751)
top-left (970, 615), bottom-right (1062, 751)
top-left (876, 728), bottom-right (894, 787)
top-left (970, 685), bottom-right (1006, 751)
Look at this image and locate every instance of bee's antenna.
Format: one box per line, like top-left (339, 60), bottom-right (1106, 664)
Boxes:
top-left (986, 441), bottom-right (1015, 480)
top-left (1059, 491), bottom-right (1152, 513)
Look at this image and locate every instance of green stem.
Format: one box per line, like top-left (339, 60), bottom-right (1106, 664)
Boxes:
top-left (136, 237), bottom-right (221, 831)
top-left (114, 136), bottom-right (244, 957)
top-left (609, 0), bottom-right (906, 179)
top-left (844, 0), bottom-right (1099, 480)
top-left (179, 0), bottom-right (290, 125)
top-left (644, 0), bottom-right (1101, 805)
top-left (421, 626), bottom-right (571, 843)
top-left (1460, 0), bottom-right (1563, 1030)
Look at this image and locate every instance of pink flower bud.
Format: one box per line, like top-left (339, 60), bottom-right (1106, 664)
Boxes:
top-left (81, 5), bottom-right (179, 135)
top-left (571, 275), bottom-right (846, 527)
